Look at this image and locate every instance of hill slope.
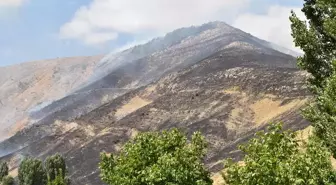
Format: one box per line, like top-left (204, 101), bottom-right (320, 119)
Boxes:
top-left (30, 22), bottom-right (298, 128)
top-left (0, 56), bottom-right (102, 141)
top-left (0, 22), bottom-right (309, 185)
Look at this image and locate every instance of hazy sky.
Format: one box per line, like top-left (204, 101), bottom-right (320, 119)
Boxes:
top-left (0, 0), bottom-right (304, 66)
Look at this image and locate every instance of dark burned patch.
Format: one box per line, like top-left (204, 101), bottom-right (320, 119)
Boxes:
top-left (65, 129), bottom-right (131, 185)
top-left (188, 118), bottom-right (229, 140)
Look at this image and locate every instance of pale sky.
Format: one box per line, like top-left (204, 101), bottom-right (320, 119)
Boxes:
top-left (0, 0), bottom-right (305, 66)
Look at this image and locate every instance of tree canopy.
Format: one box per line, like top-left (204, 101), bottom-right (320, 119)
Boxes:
top-left (99, 128), bottom-right (213, 185)
top-left (290, 0), bottom-right (336, 90)
top-left (223, 123), bottom-right (336, 185)
top-left (290, 0), bottom-right (336, 157)
top-left (18, 157), bottom-right (47, 185)
top-left (0, 161), bottom-right (8, 182)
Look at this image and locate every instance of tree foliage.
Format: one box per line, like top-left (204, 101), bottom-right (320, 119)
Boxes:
top-left (44, 154), bottom-right (67, 182)
top-left (2, 176), bottom-right (15, 185)
top-left (45, 154), bottom-right (69, 185)
top-left (223, 123), bottom-right (336, 185)
top-left (99, 128), bottom-right (213, 185)
top-left (47, 169), bottom-right (70, 185)
top-left (290, 0), bottom-right (336, 157)
top-left (18, 157), bottom-right (47, 185)
top-left (0, 161), bottom-right (8, 182)
top-left (290, 0), bottom-right (336, 90)
top-left (303, 72), bottom-right (336, 157)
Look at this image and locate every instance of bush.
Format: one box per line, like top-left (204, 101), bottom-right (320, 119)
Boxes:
top-left (223, 123), bottom-right (336, 185)
top-left (2, 176), bottom-right (14, 185)
top-left (18, 157), bottom-right (47, 185)
top-left (47, 169), bottom-right (70, 185)
top-left (99, 128), bottom-right (213, 185)
top-left (44, 154), bottom-right (66, 182)
top-left (0, 162), bottom-right (8, 182)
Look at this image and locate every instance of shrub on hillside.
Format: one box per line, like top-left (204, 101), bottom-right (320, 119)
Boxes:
top-left (99, 128), bottom-right (213, 185)
top-left (44, 154), bottom-right (66, 182)
top-left (2, 176), bottom-right (14, 185)
top-left (0, 161), bottom-right (8, 182)
top-left (223, 123), bottom-right (336, 185)
top-left (45, 154), bottom-right (70, 185)
top-left (18, 157), bottom-right (47, 185)
top-left (47, 169), bottom-right (70, 185)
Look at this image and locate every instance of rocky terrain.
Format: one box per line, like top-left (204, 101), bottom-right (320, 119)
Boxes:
top-left (0, 22), bottom-right (310, 184)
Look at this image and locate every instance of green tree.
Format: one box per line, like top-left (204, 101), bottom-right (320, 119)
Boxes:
top-left (290, 0), bottom-right (336, 90)
top-left (0, 161), bottom-right (9, 182)
top-left (290, 0), bottom-right (336, 156)
top-left (44, 154), bottom-right (66, 182)
top-left (223, 123), bottom-right (336, 185)
top-left (99, 128), bottom-right (213, 185)
top-left (2, 176), bottom-right (15, 185)
top-left (303, 72), bottom-right (336, 157)
top-left (18, 157), bottom-right (47, 185)
top-left (47, 169), bottom-right (70, 185)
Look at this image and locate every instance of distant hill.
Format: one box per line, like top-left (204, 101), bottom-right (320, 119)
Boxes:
top-left (0, 56), bottom-right (102, 141)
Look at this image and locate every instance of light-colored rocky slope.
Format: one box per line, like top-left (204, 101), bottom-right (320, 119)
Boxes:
top-left (0, 56), bottom-right (102, 141)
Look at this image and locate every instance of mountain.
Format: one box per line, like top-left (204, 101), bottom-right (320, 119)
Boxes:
top-left (28, 22), bottom-right (298, 127)
top-left (0, 56), bottom-right (102, 141)
top-left (0, 22), bottom-right (310, 185)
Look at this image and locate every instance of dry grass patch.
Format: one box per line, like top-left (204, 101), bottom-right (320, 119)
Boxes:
top-left (212, 172), bottom-right (225, 185)
top-left (115, 96), bottom-right (152, 119)
top-left (54, 120), bottom-right (78, 134)
top-left (222, 86), bottom-right (242, 95)
top-left (8, 168), bottom-right (18, 178)
top-left (251, 98), bottom-right (307, 126)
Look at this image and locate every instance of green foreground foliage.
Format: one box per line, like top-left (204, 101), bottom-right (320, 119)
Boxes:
top-left (47, 169), bottom-right (69, 185)
top-left (44, 154), bottom-right (67, 183)
top-left (290, 0), bottom-right (336, 90)
top-left (14, 154), bottom-right (69, 185)
top-left (223, 123), bottom-right (336, 185)
top-left (2, 176), bottom-right (14, 185)
top-left (0, 162), bottom-right (8, 182)
top-left (290, 0), bottom-right (336, 157)
top-left (18, 157), bottom-right (47, 185)
top-left (303, 73), bottom-right (336, 157)
top-left (0, 162), bottom-right (11, 185)
top-left (99, 128), bottom-right (213, 185)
